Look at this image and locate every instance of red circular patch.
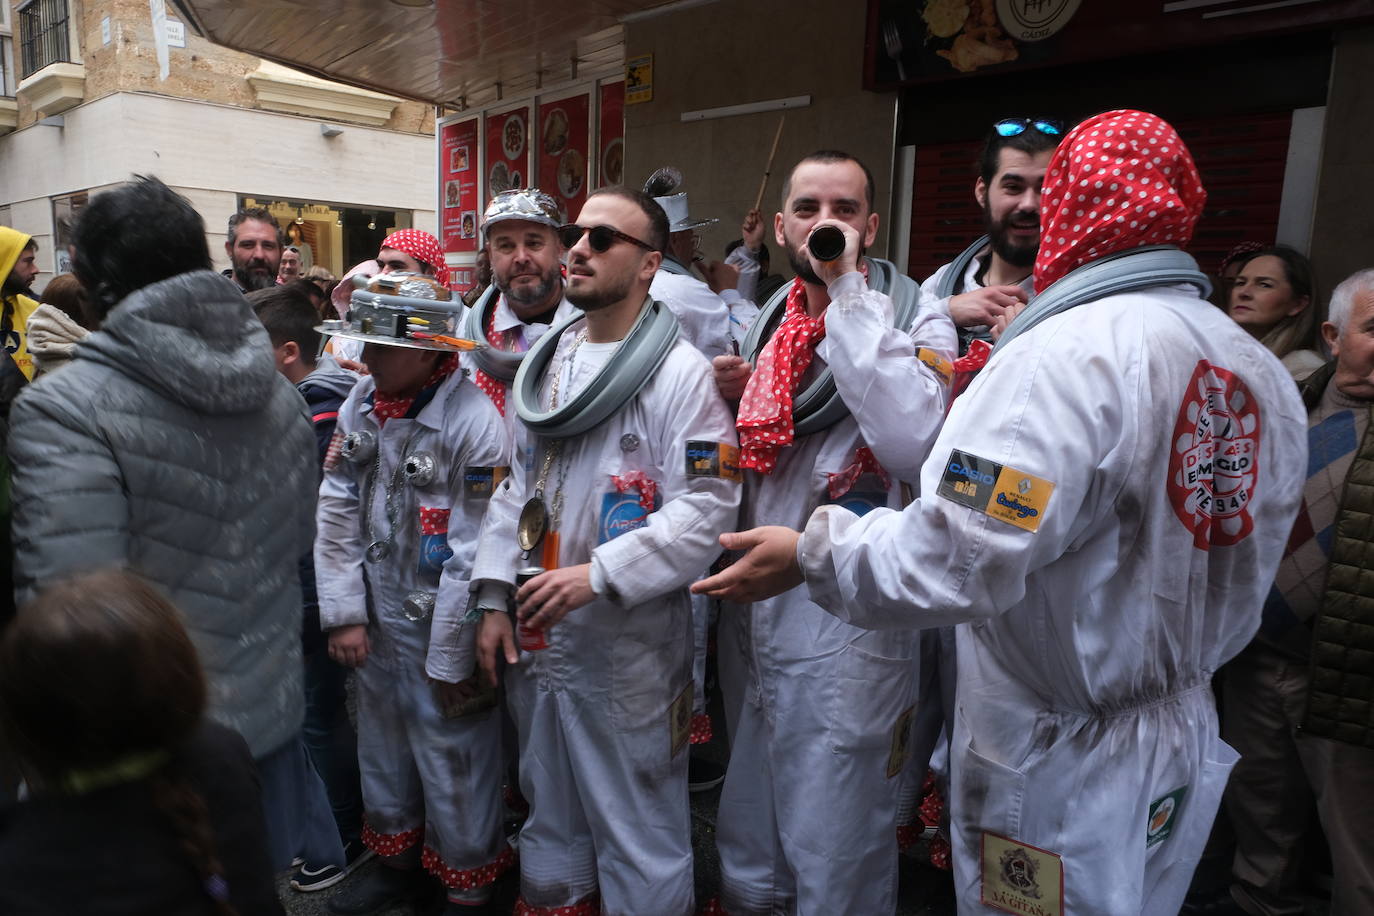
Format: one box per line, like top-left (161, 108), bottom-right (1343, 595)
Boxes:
top-left (1167, 360), bottom-right (1261, 550)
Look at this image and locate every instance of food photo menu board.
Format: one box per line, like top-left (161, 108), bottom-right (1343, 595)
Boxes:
top-left (485, 106), bottom-right (532, 208)
top-left (440, 116), bottom-right (480, 259)
top-left (598, 81), bottom-right (625, 188)
top-left (536, 93), bottom-right (590, 226)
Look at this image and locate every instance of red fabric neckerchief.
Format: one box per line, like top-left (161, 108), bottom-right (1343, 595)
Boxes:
top-left (474, 303), bottom-right (509, 416)
top-left (826, 446), bottom-right (890, 499)
top-left (737, 278), bottom-right (823, 474)
top-left (371, 354), bottom-right (457, 427)
top-left (1033, 110), bottom-right (1206, 293)
top-left (947, 338), bottom-right (993, 409)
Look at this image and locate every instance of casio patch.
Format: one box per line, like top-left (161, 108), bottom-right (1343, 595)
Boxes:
top-left (1147, 785), bottom-right (1188, 848)
top-left (980, 831), bottom-right (1064, 916)
top-left (685, 440), bottom-right (742, 482)
top-left (938, 449), bottom-right (1054, 533)
top-left (463, 466), bottom-right (510, 497)
top-left (917, 347), bottom-right (954, 386)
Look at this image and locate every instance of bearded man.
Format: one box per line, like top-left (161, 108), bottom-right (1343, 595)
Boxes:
top-left (922, 118), bottom-right (1062, 355)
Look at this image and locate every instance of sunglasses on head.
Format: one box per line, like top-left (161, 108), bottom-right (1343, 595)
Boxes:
top-left (558, 223), bottom-right (656, 253)
top-left (994, 118), bottom-right (1064, 138)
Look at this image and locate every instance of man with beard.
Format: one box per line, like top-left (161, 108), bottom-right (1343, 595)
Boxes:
top-left (463, 189), bottom-right (577, 419)
top-left (472, 187), bottom-right (741, 915)
top-left (225, 206), bottom-right (284, 292)
top-left (0, 227), bottom-right (41, 631)
top-left (706, 150), bottom-right (956, 915)
top-left (696, 111), bottom-right (1308, 916)
top-left (0, 228), bottom-right (40, 385)
top-left (922, 118), bottom-right (1061, 355)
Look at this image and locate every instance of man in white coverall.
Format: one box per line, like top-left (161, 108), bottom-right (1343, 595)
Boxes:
top-left (707, 150), bottom-right (956, 915)
top-left (696, 110), bottom-right (1308, 915)
top-left (473, 187), bottom-right (742, 915)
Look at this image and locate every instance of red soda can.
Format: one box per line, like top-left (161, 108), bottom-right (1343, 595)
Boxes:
top-left (515, 566), bottom-right (549, 651)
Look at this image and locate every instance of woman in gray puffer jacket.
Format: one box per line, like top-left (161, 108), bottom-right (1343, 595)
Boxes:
top-left (7, 177), bottom-right (318, 766)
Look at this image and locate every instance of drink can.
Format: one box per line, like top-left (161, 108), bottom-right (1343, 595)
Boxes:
top-left (515, 566), bottom-right (549, 651)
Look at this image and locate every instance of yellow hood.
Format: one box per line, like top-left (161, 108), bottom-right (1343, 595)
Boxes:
top-left (0, 225), bottom-right (41, 381)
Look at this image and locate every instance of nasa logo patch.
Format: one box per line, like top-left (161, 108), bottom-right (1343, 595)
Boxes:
top-left (1167, 361), bottom-right (1261, 550)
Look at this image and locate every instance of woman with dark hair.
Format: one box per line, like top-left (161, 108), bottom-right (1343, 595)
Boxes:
top-left (0, 570), bottom-right (285, 915)
top-left (1226, 244), bottom-right (1325, 379)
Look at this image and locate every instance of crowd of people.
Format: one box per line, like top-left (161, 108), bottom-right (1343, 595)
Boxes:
top-left (0, 107), bottom-right (1368, 916)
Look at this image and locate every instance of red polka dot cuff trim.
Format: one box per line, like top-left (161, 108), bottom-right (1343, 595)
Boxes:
top-left (421, 844), bottom-right (515, 890)
top-left (690, 713), bottom-right (713, 745)
top-left (361, 821), bottom-right (424, 858)
top-left (513, 893), bottom-right (599, 915)
top-left (896, 822), bottom-right (921, 851)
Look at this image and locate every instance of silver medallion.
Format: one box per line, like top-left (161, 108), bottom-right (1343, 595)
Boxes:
top-left (341, 430), bottom-right (377, 465)
top-left (403, 452), bottom-right (437, 487)
top-left (366, 540), bottom-right (391, 563)
top-left (401, 591), bottom-right (436, 622)
top-left (516, 497), bottom-right (549, 553)
top-left (620, 433), bottom-right (640, 453)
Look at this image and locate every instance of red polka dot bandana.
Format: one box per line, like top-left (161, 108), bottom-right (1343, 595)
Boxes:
top-left (737, 278), bottom-right (823, 475)
top-left (382, 229), bottom-right (450, 287)
top-left (1034, 110), bottom-right (1206, 293)
top-left (371, 355), bottom-right (457, 426)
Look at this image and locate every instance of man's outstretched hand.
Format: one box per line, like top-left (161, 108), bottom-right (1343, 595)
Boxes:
top-left (692, 526), bottom-right (804, 603)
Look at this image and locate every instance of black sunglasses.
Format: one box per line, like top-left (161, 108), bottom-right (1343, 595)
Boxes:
top-left (558, 223), bottom-right (656, 253)
top-left (994, 118), bottom-right (1064, 138)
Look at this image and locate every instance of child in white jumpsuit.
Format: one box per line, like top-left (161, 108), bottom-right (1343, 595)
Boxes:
top-left (316, 318), bottom-right (513, 911)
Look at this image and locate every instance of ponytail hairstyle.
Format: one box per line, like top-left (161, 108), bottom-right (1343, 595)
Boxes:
top-left (0, 570), bottom-right (236, 915)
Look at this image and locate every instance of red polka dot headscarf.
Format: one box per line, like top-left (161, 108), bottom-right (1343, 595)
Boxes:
top-left (380, 229), bottom-right (450, 287)
top-left (1034, 110), bottom-right (1206, 293)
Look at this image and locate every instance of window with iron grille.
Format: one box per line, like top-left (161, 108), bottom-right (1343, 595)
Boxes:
top-left (18, 0), bottom-right (70, 80)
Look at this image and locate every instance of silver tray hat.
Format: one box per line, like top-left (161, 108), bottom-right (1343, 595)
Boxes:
top-left (317, 272), bottom-right (477, 352)
top-left (481, 187), bottom-right (563, 233)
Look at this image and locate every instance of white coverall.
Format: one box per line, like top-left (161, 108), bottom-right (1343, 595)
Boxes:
top-left (471, 322), bottom-right (743, 915)
top-left (649, 267), bottom-right (740, 741)
top-left (651, 266), bottom-right (733, 361)
top-left (717, 272), bottom-right (956, 915)
top-left (315, 369), bottom-right (514, 890)
top-left (797, 283), bottom-right (1307, 915)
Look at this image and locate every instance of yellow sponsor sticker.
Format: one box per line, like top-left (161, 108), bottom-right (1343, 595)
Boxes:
top-left (886, 704), bottom-right (916, 779)
top-left (669, 682), bottom-right (693, 757)
top-left (980, 831), bottom-right (1064, 916)
top-left (917, 347), bottom-right (954, 386)
top-left (985, 466), bottom-right (1056, 533)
